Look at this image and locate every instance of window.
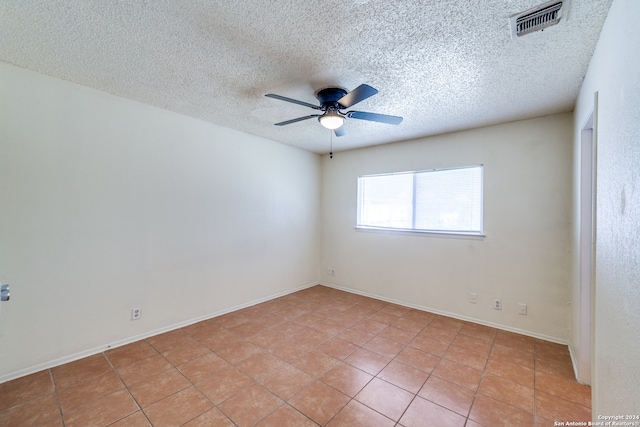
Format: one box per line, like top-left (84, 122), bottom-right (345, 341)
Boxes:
top-left (357, 165), bottom-right (483, 235)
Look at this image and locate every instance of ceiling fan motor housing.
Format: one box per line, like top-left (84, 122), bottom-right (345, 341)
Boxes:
top-left (315, 87), bottom-right (348, 109)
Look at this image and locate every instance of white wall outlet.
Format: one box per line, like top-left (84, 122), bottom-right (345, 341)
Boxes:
top-left (518, 303), bottom-right (528, 315)
top-left (131, 307), bottom-right (141, 320)
top-left (326, 267), bottom-right (335, 276)
top-left (469, 293), bottom-right (477, 304)
top-left (493, 299), bottom-right (502, 310)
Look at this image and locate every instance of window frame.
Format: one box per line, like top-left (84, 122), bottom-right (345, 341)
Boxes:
top-left (356, 165), bottom-right (485, 238)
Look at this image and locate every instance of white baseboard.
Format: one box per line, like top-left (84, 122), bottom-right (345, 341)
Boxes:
top-left (320, 281), bottom-right (568, 345)
top-left (567, 342), bottom-right (591, 386)
top-left (568, 342), bottom-right (580, 381)
top-left (2, 280), bottom-right (572, 384)
top-left (0, 281), bottom-right (318, 384)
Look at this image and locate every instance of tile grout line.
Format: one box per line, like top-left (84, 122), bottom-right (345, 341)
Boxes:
top-left (157, 343), bottom-right (232, 427)
top-left (394, 316), bottom-right (451, 425)
top-left (533, 340), bottom-right (538, 425)
top-left (299, 294), bottom-right (539, 425)
top-left (167, 324), bottom-right (277, 425)
top-left (284, 302), bottom-right (388, 425)
top-left (432, 323), bottom-right (474, 425)
top-left (47, 368), bottom-right (66, 427)
top-left (465, 335), bottom-right (483, 426)
top-left (348, 304), bottom-right (418, 425)
top-left (102, 350), bottom-right (155, 427)
top-left (323, 307), bottom-right (444, 426)
top-left (279, 307), bottom-right (369, 426)
top-left (317, 303), bottom-right (396, 426)
top-left (194, 308), bottom-right (352, 426)
top-left (377, 309), bottom-right (457, 424)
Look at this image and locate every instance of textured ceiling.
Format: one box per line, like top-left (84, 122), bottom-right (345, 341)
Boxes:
top-left (1, 0), bottom-right (612, 153)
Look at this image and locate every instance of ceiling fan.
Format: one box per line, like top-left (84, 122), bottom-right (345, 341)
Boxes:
top-left (265, 84), bottom-right (403, 136)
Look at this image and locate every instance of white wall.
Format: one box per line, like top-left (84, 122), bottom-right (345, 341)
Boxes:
top-left (321, 114), bottom-right (573, 341)
top-left (0, 63), bottom-right (321, 381)
top-left (572, 0), bottom-right (640, 415)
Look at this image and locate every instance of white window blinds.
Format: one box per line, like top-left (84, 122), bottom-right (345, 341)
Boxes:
top-left (357, 166), bottom-right (483, 234)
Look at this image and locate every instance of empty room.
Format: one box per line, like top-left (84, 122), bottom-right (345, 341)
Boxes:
top-left (1, 0), bottom-right (639, 426)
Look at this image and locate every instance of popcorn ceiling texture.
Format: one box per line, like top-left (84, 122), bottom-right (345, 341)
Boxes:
top-left (0, 0), bottom-right (612, 153)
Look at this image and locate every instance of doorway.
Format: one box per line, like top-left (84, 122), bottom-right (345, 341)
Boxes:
top-left (578, 94), bottom-right (596, 384)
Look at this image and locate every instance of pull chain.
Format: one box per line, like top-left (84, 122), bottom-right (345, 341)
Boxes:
top-left (330, 131), bottom-right (333, 159)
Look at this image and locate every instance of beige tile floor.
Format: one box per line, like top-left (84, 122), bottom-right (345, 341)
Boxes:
top-left (0, 285), bottom-right (591, 426)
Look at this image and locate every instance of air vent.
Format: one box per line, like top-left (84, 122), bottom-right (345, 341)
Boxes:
top-left (510, 0), bottom-right (570, 38)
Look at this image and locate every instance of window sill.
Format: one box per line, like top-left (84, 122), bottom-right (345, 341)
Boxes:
top-left (355, 226), bottom-right (485, 240)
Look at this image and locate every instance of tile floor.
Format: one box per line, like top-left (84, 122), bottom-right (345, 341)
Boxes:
top-left (0, 285), bottom-right (591, 427)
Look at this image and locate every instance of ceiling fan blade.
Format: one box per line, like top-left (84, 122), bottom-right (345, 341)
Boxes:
top-left (347, 111), bottom-right (403, 125)
top-left (274, 115), bottom-right (320, 126)
top-left (337, 84), bottom-right (378, 108)
top-left (334, 126), bottom-right (346, 137)
top-left (265, 94), bottom-right (321, 110)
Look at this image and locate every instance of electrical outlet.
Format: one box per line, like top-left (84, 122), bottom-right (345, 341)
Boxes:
top-left (518, 303), bottom-right (527, 315)
top-left (326, 267), bottom-right (335, 276)
top-left (469, 293), bottom-right (477, 304)
top-left (493, 299), bottom-right (502, 310)
top-left (131, 307), bottom-right (141, 320)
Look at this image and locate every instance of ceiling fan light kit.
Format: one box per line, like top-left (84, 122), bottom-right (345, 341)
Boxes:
top-left (319, 111), bottom-right (345, 130)
top-left (265, 84), bottom-right (403, 137)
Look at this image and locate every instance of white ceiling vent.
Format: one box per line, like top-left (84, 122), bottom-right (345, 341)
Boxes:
top-left (510, 0), bottom-right (570, 38)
